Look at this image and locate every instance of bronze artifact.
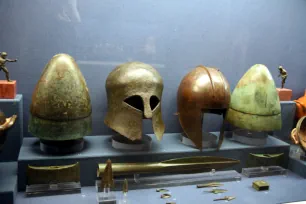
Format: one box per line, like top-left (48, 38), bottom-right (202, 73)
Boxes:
top-left (177, 65), bottom-right (230, 150)
top-left (122, 178), bottom-right (128, 194)
top-left (213, 196), bottom-right (235, 201)
top-left (278, 66), bottom-right (287, 89)
top-left (247, 153), bottom-right (284, 167)
top-left (161, 193), bottom-right (171, 199)
top-left (291, 116), bottom-right (306, 151)
top-left (206, 189), bottom-right (227, 194)
top-left (0, 111), bottom-right (17, 150)
top-left (197, 182), bottom-right (223, 188)
top-left (101, 159), bottom-right (114, 189)
top-left (29, 54), bottom-right (92, 143)
top-left (226, 64), bottom-right (281, 131)
top-left (97, 156), bottom-right (239, 177)
top-left (156, 188), bottom-right (169, 192)
top-left (104, 61), bottom-right (165, 141)
top-left (0, 52), bottom-right (17, 81)
top-left (26, 162), bottom-right (80, 185)
top-left (252, 180), bottom-right (269, 191)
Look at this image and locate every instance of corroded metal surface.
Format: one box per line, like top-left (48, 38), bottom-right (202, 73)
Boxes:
top-left (26, 162), bottom-right (80, 185)
top-left (97, 156), bottom-right (239, 177)
top-left (291, 116), bottom-right (306, 151)
top-left (104, 61), bottom-right (165, 141)
top-left (0, 111), bottom-right (17, 150)
top-left (177, 65), bottom-right (230, 150)
top-left (101, 159), bottom-right (114, 189)
top-left (29, 53), bottom-right (92, 140)
top-left (0, 52), bottom-right (17, 81)
top-left (226, 64), bottom-right (281, 131)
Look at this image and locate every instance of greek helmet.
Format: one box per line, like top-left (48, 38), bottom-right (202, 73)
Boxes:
top-left (104, 61), bottom-right (165, 141)
top-left (29, 53), bottom-right (92, 141)
top-left (177, 65), bottom-right (231, 150)
top-left (226, 64), bottom-right (281, 131)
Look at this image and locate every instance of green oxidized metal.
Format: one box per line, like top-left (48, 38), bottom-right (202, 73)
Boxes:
top-left (29, 53), bottom-right (92, 140)
top-left (226, 64), bottom-right (281, 131)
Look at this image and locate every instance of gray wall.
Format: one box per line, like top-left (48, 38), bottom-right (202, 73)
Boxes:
top-left (0, 0), bottom-right (305, 137)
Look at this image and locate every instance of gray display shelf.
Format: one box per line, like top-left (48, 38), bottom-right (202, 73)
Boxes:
top-left (17, 133), bottom-right (290, 191)
top-left (0, 162), bottom-right (17, 204)
top-left (273, 101), bottom-right (296, 142)
top-left (0, 94), bottom-right (23, 162)
top-left (16, 171), bottom-right (306, 204)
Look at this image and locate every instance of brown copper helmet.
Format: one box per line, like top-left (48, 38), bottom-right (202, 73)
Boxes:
top-left (177, 65), bottom-right (230, 150)
top-left (104, 61), bottom-right (165, 141)
top-left (291, 116), bottom-right (306, 151)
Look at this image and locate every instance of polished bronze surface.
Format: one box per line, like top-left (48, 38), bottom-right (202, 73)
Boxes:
top-left (247, 153), bottom-right (284, 167)
top-left (161, 193), bottom-right (171, 199)
top-left (197, 182), bottom-right (223, 188)
top-left (177, 65), bottom-right (230, 150)
top-left (291, 116), bottom-right (306, 151)
top-left (0, 111), bottom-right (17, 150)
top-left (29, 53), bottom-right (92, 141)
top-left (226, 64), bottom-right (281, 131)
top-left (278, 66), bottom-right (287, 89)
top-left (101, 159), bottom-right (114, 189)
top-left (156, 188), bottom-right (169, 192)
top-left (252, 180), bottom-right (269, 191)
top-left (26, 162), bottom-right (80, 185)
top-left (104, 61), bottom-right (165, 141)
top-left (97, 156), bottom-right (239, 177)
top-left (0, 52), bottom-right (17, 81)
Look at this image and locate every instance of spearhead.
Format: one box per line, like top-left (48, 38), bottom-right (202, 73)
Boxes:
top-left (101, 159), bottom-right (114, 189)
top-left (122, 178), bottom-right (128, 193)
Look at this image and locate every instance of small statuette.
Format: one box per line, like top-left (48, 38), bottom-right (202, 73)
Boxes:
top-left (197, 182), bottom-right (223, 188)
top-left (278, 66), bottom-right (287, 89)
top-left (0, 52), bottom-right (17, 82)
top-left (206, 189), bottom-right (227, 194)
top-left (156, 188), bottom-right (169, 192)
top-left (161, 193), bottom-right (171, 199)
top-left (213, 196), bottom-right (235, 201)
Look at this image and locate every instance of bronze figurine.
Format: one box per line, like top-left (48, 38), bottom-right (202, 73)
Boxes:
top-left (177, 65), bottom-right (230, 150)
top-left (97, 156), bottom-right (239, 177)
top-left (104, 61), bottom-right (165, 141)
top-left (278, 66), bottom-right (287, 89)
top-left (0, 52), bottom-right (17, 82)
top-left (0, 111), bottom-right (17, 150)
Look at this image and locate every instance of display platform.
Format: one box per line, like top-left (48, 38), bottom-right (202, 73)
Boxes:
top-left (0, 94), bottom-right (23, 161)
top-left (274, 101), bottom-right (296, 142)
top-left (15, 171), bottom-right (306, 204)
top-left (289, 145), bottom-right (306, 178)
top-left (17, 133), bottom-right (290, 191)
top-left (0, 162), bottom-right (17, 204)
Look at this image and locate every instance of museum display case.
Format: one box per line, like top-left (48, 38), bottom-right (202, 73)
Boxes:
top-left (0, 0), bottom-right (306, 204)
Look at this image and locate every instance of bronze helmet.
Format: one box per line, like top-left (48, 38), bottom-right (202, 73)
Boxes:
top-left (177, 65), bottom-right (230, 150)
top-left (226, 64), bottom-right (281, 131)
top-left (104, 61), bottom-right (165, 141)
top-left (29, 54), bottom-right (92, 141)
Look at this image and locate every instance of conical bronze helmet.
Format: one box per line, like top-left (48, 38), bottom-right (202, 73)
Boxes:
top-left (104, 61), bottom-right (165, 141)
top-left (177, 65), bottom-right (231, 150)
top-left (29, 53), bottom-right (92, 141)
top-left (226, 64), bottom-right (281, 131)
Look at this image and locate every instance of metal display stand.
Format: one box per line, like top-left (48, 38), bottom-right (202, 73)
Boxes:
top-left (233, 129), bottom-right (268, 146)
top-left (181, 132), bottom-right (217, 148)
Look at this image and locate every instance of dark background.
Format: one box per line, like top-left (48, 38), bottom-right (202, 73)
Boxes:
top-left (0, 0), bottom-right (305, 137)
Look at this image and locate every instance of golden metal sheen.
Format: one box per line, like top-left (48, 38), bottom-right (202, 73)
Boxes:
top-left (177, 65), bottom-right (230, 150)
top-left (0, 112), bottom-right (17, 150)
top-left (101, 159), bottom-right (114, 189)
top-left (214, 196), bottom-right (235, 201)
top-left (97, 156), bottom-right (239, 177)
top-left (247, 153), bottom-right (283, 167)
top-left (197, 182), bottom-right (223, 188)
top-left (291, 116), bottom-right (306, 151)
top-left (104, 61), bottom-right (165, 141)
top-left (123, 178), bottom-right (128, 193)
top-left (156, 188), bottom-right (169, 192)
top-left (206, 189), bottom-right (227, 194)
top-left (26, 162), bottom-right (80, 185)
top-left (161, 193), bottom-right (171, 199)
top-left (252, 180), bottom-right (269, 191)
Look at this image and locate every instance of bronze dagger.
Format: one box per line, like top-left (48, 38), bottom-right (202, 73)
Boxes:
top-left (97, 156), bottom-right (239, 177)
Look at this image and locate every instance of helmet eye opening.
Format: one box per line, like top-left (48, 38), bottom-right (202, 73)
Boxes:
top-left (150, 95), bottom-right (160, 111)
top-left (124, 95), bottom-right (144, 112)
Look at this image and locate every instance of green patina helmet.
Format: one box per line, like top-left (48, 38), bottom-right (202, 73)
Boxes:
top-left (226, 64), bottom-right (281, 131)
top-left (29, 53), bottom-right (92, 141)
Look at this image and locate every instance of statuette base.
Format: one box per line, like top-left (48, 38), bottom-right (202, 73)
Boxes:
top-left (277, 88), bottom-right (292, 101)
top-left (0, 80), bottom-right (16, 99)
top-left (111, 134), bottom-right (152, 151)
top-left (40, 139), bottom-right (84, 154)
top-left (232, 129), bottom-right (267, 146)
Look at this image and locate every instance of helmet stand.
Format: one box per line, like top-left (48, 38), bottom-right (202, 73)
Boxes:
top-left (181, 132), bottom-right (217, 149)
top-left (111, 134), bottom-right (152, 151)
top-left (40, 139), bottom-right (84, 154)
top-left (232, 129), bottom-right (268, 146)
